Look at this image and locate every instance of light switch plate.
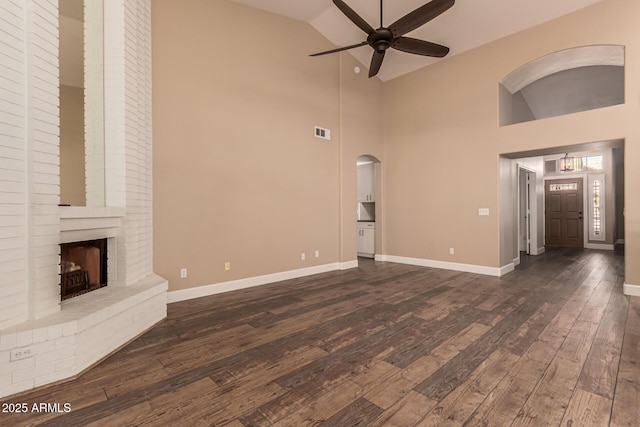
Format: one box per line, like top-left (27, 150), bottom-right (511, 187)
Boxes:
top-left (478, 208), bottom-right (490, 216)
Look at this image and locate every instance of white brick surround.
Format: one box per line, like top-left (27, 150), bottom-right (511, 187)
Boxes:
top-left (0, 0), bottom-right (167, 398)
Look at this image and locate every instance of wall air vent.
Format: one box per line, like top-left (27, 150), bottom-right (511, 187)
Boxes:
top-left (314, 126), bottom-right (331, 140)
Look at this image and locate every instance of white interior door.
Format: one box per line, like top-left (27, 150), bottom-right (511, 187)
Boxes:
top-left (519, 168), bottom-right (534, 255)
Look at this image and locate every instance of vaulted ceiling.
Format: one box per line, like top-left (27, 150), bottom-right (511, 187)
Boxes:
top-left (231, 0), bottom-right (604, 81)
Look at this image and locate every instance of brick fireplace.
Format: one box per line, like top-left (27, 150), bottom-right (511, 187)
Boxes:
top-left (0, 0), bottom-right (167, 398)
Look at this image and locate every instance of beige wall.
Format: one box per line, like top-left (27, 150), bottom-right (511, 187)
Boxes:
top-left (382, 0), bottom-right (639, 284)
top-left (59, 84), bottom-right (86, 206)
top-left (152, 0), bottom-right (381, 291)
top-left (153, 0), bottom-right (640, 292)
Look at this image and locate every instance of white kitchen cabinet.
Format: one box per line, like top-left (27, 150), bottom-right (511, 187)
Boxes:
top-left (357, 163), bottom-right (375, 202)
top-left (357, 222), bottom-right (375, 258)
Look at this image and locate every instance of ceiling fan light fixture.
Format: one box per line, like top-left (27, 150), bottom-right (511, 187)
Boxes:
top-left (559, 153), bottom-right (574, 172)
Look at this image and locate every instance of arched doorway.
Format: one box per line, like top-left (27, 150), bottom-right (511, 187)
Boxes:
top-left (357, 155), bottom-right (381, 261)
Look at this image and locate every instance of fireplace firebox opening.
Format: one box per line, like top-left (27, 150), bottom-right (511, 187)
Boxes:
top-left (60, 239), bottom-right (108, 301)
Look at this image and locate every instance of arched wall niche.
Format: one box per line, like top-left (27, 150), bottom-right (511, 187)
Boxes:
top-left (499, 45), bottom-right (625, 126)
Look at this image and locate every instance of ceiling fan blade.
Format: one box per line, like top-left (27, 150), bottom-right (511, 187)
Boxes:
top-left (368, 50), bottom-right (385, 78)
top-left (333, 0), bottom-right (375, 35)
top-left (309, 41), bottom-right (369, 57)
top-left (389, 0), bottom-right (455, 38)
top-left (391, 37), bottom-right (449, 57)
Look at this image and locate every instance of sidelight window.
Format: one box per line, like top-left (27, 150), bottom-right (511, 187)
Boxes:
top-left (588, 174), bottom-right (605, 241)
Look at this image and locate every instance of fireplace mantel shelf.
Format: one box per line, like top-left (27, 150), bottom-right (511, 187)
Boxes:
top-left (59, 206), bottom-right (126, 219)
top-left (60, 207), bottom-right (126, 244)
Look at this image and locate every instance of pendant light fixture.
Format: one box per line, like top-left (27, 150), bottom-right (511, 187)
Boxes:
top-left (559, 153), bottom-right (574, 172)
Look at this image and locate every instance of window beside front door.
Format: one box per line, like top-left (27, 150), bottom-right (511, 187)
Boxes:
top-left (589, 174), bottom-right (606, 241)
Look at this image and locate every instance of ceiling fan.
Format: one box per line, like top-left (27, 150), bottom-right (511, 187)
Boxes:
top-left (311, 0), bottom-right (455, 78)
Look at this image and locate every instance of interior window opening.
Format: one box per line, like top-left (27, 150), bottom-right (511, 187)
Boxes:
top-left (499, 45), bottom-right (625, 127)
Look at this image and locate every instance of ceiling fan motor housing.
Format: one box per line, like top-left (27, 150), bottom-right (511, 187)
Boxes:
top-left (368, 29), bottom-right (393, 52)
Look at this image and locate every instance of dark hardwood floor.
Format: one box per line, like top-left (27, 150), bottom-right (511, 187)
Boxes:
top-left (2, 247), bottom-right (638, 426)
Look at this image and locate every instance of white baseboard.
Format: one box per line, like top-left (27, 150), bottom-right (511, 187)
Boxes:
top-left (374, 254), bottom-right (384, 262)
top-left (585, 243), bottom-right (615, 250)
top-left (500, 263), bottom-right (515, 276)
top-left (167, 262), bottom-right (343, 303)
top-left (513, 257), bottom-right (521, 266)
top-left (339, 260), bottom-right (358, 270)
top-left (533, 246), bottom-right (546, 256)
top-left (623, 283), bottom-right (640, 297)
top-left (379, 254), bottom-right (507, 277)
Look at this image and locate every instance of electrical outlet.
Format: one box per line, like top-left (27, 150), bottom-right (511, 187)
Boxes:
top-left (11, 347), bottom-right (33, 361)
top-left (180, 268), bottom-right (187, 278)
top-left (315, 250), bottom-right (320, 258)
top-left (225, 261), bottom-right (231, 271)
top-left (449, 248), bottom-right (455, 255)
top-left (301, 252), bottom-right (306, 261)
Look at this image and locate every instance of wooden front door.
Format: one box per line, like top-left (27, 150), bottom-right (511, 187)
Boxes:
top-left (545, 178), bottom-right (583, 248)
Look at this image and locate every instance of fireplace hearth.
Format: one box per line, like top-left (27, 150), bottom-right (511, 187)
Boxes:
top-left (60, 239), bottom-right (107, 300)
